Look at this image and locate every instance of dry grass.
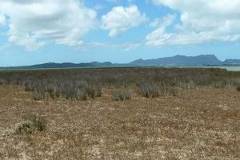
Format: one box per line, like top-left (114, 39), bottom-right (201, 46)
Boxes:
top-left (0, 84), bottom-right (240, 160)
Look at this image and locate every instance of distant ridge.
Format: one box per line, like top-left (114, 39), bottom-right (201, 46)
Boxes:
top-left (130, 55), bottom-right (222, 66)
top-left (1, 55), bottom-right (240, 69)
top-left (29, 62), bottom-right (113, 69)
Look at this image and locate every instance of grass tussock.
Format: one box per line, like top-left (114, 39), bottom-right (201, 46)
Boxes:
top-left (15, 114), bottom-right (46, 135)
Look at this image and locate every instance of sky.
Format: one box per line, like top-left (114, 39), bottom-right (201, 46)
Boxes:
top-left (0, 0), bottom-right (240, 66)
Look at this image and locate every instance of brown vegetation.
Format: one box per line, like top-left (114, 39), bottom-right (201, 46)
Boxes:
top-left (237, 86), bottom-right (240, 92)
top-left (0, 67), bottom-right (239, 100)
top-left (0, 68), bottom-right (240, 159)
top-left (112, 89), bottom-right (131, 101)
top-left (15, 114), bottom-right (46, 135)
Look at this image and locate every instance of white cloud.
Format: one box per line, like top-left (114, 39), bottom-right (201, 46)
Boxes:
top-left (150, 14), bottom-right (176, 28)
top-left (147, 0), bottom-right (240, 46)
top-left (102, 5), bottom-right (147, 37)
top-left (0, 0), bottom-right (96, 50)
top-left (0, 14), bottom-right (6, 26)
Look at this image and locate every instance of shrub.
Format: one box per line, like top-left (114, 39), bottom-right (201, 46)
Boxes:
top-left (0, 79), bottom-right (6, 85)
top-left (32, 89), bottom-right (46, 101)
top-left (46, 84), bottom-right (60, 99)
top-left (15, 114), bottom-right (46, 134)
top-left (60, 81), bottom-right (102, 100)
top-left (178, 80), bottom-right (196, 89)
top-left (138, 82), bottom-right (159, 98)
top-left (112, 90), bottom-right (131, 101)
top-left (75, 88), bottom-right (88, 100)
top-left (95, 86), bottom-right (102, 97)
top-left (61, 82), bottom-right (88, 100)
top-left (86, 85), bottom-right (102, 99)
top-left (24, 81), bottom-right (34, 91)
top-left (237, 86), bottom-right (240, 92)
top-left (1, 68), bottom-right (240, 101)
top-left (64, 87), bottom-right (83, 100)
top-left (212, 80), bottom-right (229, 88)
top-left (158, 84), bottom-right (178, 96)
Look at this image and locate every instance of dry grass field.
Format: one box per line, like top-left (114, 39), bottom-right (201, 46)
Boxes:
top-left (0, 68), bottom-right (240, 159)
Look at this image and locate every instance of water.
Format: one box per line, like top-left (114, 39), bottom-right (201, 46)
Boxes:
top-left (220, 66), bottom-right (240, 71)
top-left (174, 66), bottom-right (240, 71)
top-left (203, 66), bottom-right (240, 71)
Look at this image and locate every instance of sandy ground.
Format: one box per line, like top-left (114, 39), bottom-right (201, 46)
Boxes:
top-left (0, 85), bottom-right (240, 160)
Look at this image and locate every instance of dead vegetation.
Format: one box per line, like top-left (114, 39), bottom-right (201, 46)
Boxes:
top-left (112, 89), bottom-right (131, 101)
top-left (15, 114), bottom-right (46, 135)
top-left (0, 68), bottom-right (240, 159)
top-left (0, 68), bottom-right (239, 101)
top-left (237, 86), bottom-right (240, 92)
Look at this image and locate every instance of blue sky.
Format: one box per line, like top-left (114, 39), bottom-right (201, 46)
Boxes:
top-left (0, 0), bottom-right (240, 66)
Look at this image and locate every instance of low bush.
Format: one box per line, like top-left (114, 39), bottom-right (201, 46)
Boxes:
top-left (112, 90), bottom-right (131, 101)
top-left (0, 79), bottom-right (6, 85)
top-left (63, 87), bottom-right (86, 101)
top-left (32, 89), bottom-right (46, 101)
top-left (86, 85), bottom-right (102, 99)
top-left (29, 80), bottom-right (102, 101)
top-left (159, 85), bottom-right (178, 96)
top-left (46, 84), bottom-right (60, 99)
top-left (60, 81), bottom-right (102, 101)
top-left (237, 86), bottom-right (240, 92)
top-left (75, 88), bottom-right (88, 101)
top-left (15, 114), bottom-right (46, 134)
top-left (138, 82), bottom-right (159, 98)
top-left (24, 81), bottom-right (34, 91)
top-left (212, 80), bottom-right (229, 88)
top-left (0, 68), bottom-right (239, 101)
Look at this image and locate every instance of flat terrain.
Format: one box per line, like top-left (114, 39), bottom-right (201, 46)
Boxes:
top-left (0, 85), bottom-right (239, 160)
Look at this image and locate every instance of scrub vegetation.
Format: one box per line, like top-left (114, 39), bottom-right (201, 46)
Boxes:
top-left (0, 67), bottom-right (240, 159)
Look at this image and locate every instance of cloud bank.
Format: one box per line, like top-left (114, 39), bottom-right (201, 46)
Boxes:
top-left (147, 0), bottom-right (240, 46)
top-left (102, 5), bottom-right (147, 37)
top-left (1, 0), bottom-right (240, 50)
top-left (0, 0), bottom-right (96, 49)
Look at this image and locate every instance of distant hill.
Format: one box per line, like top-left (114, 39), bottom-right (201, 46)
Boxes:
top-left (29, 62), bottom-right (113, 69)
top-left (1, 55), bottom-right (240, 70)
top-left (0, 62), bottom-right (115, 70)
top-left (130, 55), bottom-right (222, 66)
